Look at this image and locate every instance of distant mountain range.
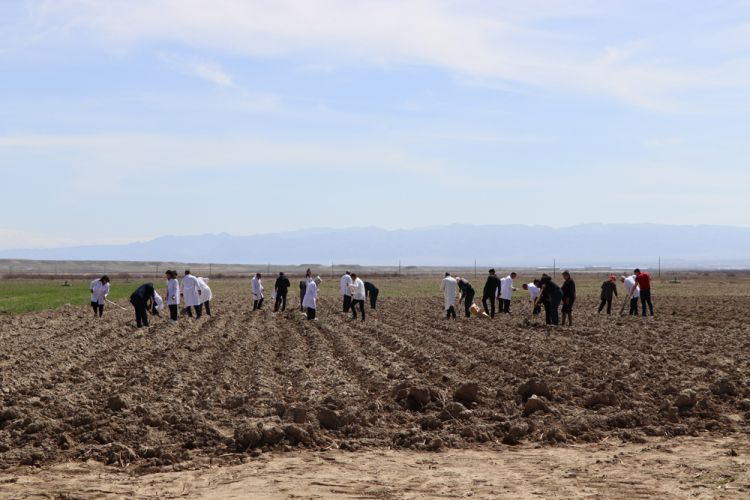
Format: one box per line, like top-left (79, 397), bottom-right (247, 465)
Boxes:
top-left (1, 224), bottom-right (749, 268)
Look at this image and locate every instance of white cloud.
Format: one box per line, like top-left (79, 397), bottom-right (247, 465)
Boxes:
top-left (158, 53), bottom-right (234, 87)
top-left (14, 0), bottom-right (746, 111)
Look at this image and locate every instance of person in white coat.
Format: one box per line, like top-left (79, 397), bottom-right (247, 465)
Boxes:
top-left (303, 276), bottom-right (321, 320)
top-left (620, 275), bottom-right (640, 316)
top-left (348, 273), bottom-right (366, 321)
top-left (89, 275), bottom-right (110, 317)
top-left (181, 270), bottom-right (202, 318)
top-left (197, 277), bottom-right (213, 316)
top-left (251, 273), bottom-right (264, 310)
top-left (165, 270), bottom-right (180, 322)
top-left (340, 271), bottom-right (353, 313)
top-left (522, 280), bottom-right (541, 315)
top-left (440, 272), bottom-right (458, 320)
top-left (499, 272), bottom-right (517, 314)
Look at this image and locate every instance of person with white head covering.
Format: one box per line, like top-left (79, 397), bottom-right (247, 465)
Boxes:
top-left (165, 270), bottom-right (180, 322)
top-left (197, 276), bottom-right (213, 316)
top-left (251, 273), bottom-right (265, 310)
top-left (440, 272), bottom-right (458, 320)
top-left (303, 275), bottom-right (322, 320)
top-left (89, 275), bottom-right (110, 317)
top-left (181, 270), bottom-right (202, 318)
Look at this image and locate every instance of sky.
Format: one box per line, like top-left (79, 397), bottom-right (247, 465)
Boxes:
top-left (2, 0), bottom-right (750, 249)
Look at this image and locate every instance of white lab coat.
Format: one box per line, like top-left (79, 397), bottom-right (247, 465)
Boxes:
top-left (90, 279), bottom-right (110, 305)
top-left (251, 277), bottom-right (264, 301)
top-left (349, 278), bottom-right (366, 300)
top-left (166, 278), bottom-right (180, 306)
top-left (526, 283), bottom-right (540, 302)
top-left (153, 291), bottom-right (165, 311)
top-left (340, 274), bottom-right (352, 297)
top-left (182, 274), bottom-right (201, 307)
top-left (197, 277), bottom-right (212, 303)
top-left (500, 276), bottom-right (513, 300)
top-left (303, 279), bottom-right (317, 309)
top-left (624, 276), bottom-right (640, 299)
top-left (440, 276), bottom-right (457, 311)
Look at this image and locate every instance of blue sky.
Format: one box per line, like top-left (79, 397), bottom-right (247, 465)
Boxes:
top-left (2, 0), bottom-right (750, 249)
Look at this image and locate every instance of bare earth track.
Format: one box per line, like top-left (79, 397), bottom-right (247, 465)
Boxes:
top-left (1, 277), bottom-right (749, 497)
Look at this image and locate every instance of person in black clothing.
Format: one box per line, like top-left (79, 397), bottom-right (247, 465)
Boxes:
top-left (130, 283), bottom-right (155, 328)
top-left (561, 271), bottom-right (576, 326)
top-left (482, 269), bottom-right (501, 318)
top-left (364, 281), bottom-right (379, 309)
top-left (538, 274), bottom-right (562, 325)
top-left (299, 268), bottom-right (311, 311)
top-left (274, 272), bottom-right (291, 312)
top-left (456, 278), bottom-right (475, 318)
top-left (598, 275), bottom-right (618, 314)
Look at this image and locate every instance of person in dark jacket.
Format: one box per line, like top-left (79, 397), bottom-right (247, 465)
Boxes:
top-left (538, 274), bottom-right (562, 325)
top-left (130, 283), bottom-right (156, 328)
top-left (482, 269), bottom-right (501, 318)
top-left (274, 272), bottom-right (291, 312)
top-left (598, 275), bottom-right (618, 314)
top-left (299, 268), bottom-right (311, 311)
top-left (561, 271), bottom-right (576, 326)
top-left (364, 281), bottom-right (379, 309)
top-left (456, 277), bottom-right (475, 318)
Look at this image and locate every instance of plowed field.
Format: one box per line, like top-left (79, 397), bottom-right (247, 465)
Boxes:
top-left (1, 277), bottom-right (749, 474)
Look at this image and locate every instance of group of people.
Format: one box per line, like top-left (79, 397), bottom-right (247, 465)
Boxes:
top-left (440, 268), bottom-right (654, 325)
top-left (90, 270), bottom-right (213, 328)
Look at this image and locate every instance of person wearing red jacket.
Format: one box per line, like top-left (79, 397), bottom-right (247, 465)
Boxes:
top-left (633, 268), bottom-right (654, 316)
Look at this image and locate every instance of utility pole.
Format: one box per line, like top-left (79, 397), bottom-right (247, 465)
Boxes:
top-left (398, 259), bottom-right (401, 277)
top-left (331, 261), bottom-right (334, 279)
top-left (658, 256), bottom-right (661, 279)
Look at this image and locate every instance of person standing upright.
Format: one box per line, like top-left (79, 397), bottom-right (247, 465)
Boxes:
top-left (634, 268), bottom-right (654, 316)
top-left (499, 272), bottom-right (517, 314)
top-left (89, 275), bottom-right (110, 317)
top-left (561, 271), bottom-right (576, 326)
top-left (181, 270), bottom-right (202, 318)
top-left (165, 270), bottom-right (180, 322)
top-left (440, 272), bottom-right (458, 320)
top-left (482, 269), bottom-right (501, 318)
top-left (251, 273), bottom-right (264, 310)
top-left (274, 272), bottom-right (291, 312)
top-left (349, 273), bottom-right (366, 321)
top-left (196, 276), bottom-right (213, 316)
top-left (620, 274), bottom-right (640, 315)
top-left (456, 277), bottom-right (475, 318)
top-left (340, 271), bottom-right (353, 313)
top-left (364, 281), bottom-right (379, 309)
top-left (598, 275), bottom-right (618, 314)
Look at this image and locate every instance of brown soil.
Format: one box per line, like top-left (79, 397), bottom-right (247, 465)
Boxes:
top-left (1, 279), bottom-right (749, 482)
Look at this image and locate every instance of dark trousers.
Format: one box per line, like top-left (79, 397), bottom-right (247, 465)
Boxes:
top-left (446, 306), bottom-right (456, 319)
top-left (598, 298), bottom-right (613, 314)
top-left (640, 290), bottom-right (654, 316)
top-left (299, 286), bottom-right (306, 311)
top-left (342, 295), bottom-right (352, 313)
top-left (500, 298), bottom-right (511, 314)
top-left (463, 290), bottom-right (475, 317)
top-left (203, 300), bottom-right (211, 316)
top-left (543, 294), bottom-right (561, 325)
top-left (482, 294), bottom-right (495, 318)
top-left (306, 307), bottom-right (316, 320)
top-left (91, 301), bottom-right (104, 317)
top-left (253, 298), bottom-right (264, 310)
top-left (368, 290), bottom-right (379, 309)
top-left (131, 299), bottom-right (149, 328)
top-left (351, 299), bottom-right (365, 320)
top-left (185, 304), bottom-right (203, 318)
top-left (629, 297), bottom-right (639, 315)
top-left (274, 292), bottom-right (287, 312)
top-left (169, 304), bottom-right (178, 321)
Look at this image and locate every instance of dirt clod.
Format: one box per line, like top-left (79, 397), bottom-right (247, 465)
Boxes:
top-left (454, 383), bottom-right (479, 405)
top-left (517, 379), bottom-right (551, 401)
